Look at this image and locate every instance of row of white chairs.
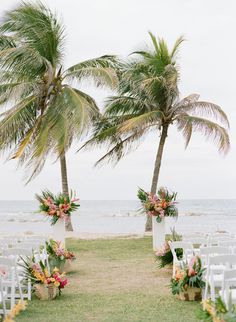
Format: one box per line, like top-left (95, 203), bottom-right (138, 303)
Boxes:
top-left (0, 235), bottom-right (49, 318)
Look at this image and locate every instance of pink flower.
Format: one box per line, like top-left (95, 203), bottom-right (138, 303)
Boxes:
top-left (60, 279), bottom-right (68, 288)
top-left (71, 198), bottom-right (79, 203)
top-left (188, 267), bottom-right (196, 277)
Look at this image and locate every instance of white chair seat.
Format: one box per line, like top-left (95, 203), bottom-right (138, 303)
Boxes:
top-left (210, 264), bottom-right (226, 272)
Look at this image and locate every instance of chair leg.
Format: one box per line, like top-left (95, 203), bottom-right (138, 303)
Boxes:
top-left (210, 283), bottom-right (215, 301)
top-left (15, 270), bottom-right (23, 301)
top-left (28, 278), bottom-right (31, 300)
top-left (203, 282), bottom-right (208, 301)
top-left (10, 275), bottom-right (15, 310)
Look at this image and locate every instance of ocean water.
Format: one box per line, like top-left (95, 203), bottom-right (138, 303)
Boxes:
top-left (0, 199), bottom-right (236, 235)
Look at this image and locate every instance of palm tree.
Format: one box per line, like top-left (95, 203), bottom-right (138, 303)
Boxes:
top-left (83, 33), bottom-right (230, 231)
top-left (0, 2), bottom-right (118, 230)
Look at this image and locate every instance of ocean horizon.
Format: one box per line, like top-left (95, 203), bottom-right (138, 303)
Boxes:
top-left (0, 199), bottom-right (236, 236)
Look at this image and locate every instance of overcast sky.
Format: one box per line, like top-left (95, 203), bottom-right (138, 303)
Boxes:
top-left (0, 0), bottom-right (236, 200)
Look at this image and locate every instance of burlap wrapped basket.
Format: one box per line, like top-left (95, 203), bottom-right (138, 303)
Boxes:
top-left (35, 284), bottom-right (57, 300)
top-left (178, 287), bottom-right (202, 301)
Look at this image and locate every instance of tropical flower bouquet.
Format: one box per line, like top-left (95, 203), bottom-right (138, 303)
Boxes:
top-left (137, 187), bottom-right (178, 223)
top-left (155, 229), bottom-right (183, 268)
top-left (21, 258), bottom-right (68, 300)
top-left (36, 190), bottom-right (80, 225)
top-left (198, 297), bottom-right (236, 322)
top-left (170, 256), bottom-right (205, 301)
top-left (46, 239), bottom-right (76, 273)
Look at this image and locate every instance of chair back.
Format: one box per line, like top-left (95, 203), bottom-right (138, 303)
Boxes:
top-left (168, 241), bottom-right (193, 262)
top-left (209, 254), bottom-right (236, 268)
top-left (209, 236), bottom-right (234, 246)
top-left (222, 269), bottom-right (236, 310)
top-left (184, 237), bottom-right (208, 247)
top-left (2, 248), bottom-right (32, 257)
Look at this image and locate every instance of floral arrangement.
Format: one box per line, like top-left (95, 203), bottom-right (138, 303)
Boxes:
top-left (3, 300), bottom-right (27, 322)
top-left (36, 190), bottom-right (80, 225)
top-left (21, 257), bottom-right (67, 295)
top-left (155, 229), bottom-right (183, 268)
top-left (46, 239), bottom-right (75, 270)
top-left (137, 187), bottom-right (178, 223)
top-left (170, 256), bottom-right (205, 296)
top-left (198, 297), bottom-right (236, 322)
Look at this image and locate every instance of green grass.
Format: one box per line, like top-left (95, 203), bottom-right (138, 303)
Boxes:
top-left (16, 237), bottom-right (200, 322)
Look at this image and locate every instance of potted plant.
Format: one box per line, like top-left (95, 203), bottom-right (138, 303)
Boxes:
top-left (21, 258), bottom-right (68, 300)
top-left (46, 239), bottom-right (76, 273)
top-left (170, 255), bottom-right (205, 301)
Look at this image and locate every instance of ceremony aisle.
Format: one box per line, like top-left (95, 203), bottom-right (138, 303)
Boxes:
top-left (16, 237), bottom-right (199, 322)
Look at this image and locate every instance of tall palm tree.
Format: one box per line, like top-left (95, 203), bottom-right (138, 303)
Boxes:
top-left (83, 33), bottom-right (230, 231)
top-left (0, 2), bottom-right (117, 230)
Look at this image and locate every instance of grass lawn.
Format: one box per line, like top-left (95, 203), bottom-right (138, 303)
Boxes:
top-left (16, 237), bottom-right (201, 322)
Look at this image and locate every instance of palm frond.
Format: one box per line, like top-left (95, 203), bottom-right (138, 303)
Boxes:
top-left (170, 35), bottom-right (185, 58)
top-left (105, 95), bottom-right (150, 116)
top-left (94, 128), bottom-right (148, 166)
top-left (64, 55), bottom-right (118, 89)
top-left (176, 101), bottom-right (230, 128)
top-left (0, 1), bottom-right (65, 66)
top-left (118, 111), bottom-right (163, 133)
top-left (176, 114), bottom-right (230, 153)
top-left (0, 95), bottom-right (36, 151)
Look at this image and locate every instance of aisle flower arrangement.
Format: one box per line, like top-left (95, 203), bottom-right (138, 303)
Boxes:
top-left (198, 297), bottom-right (236, 321)
top-left (137, 187), bottom-right (178, 223)
top-left (3, 300), bottom-right (27, 322)
top-left (46, 239), bottom-right (76, 272)
top-left (36, 190), bottom-right (80, 225)
top-left (155, 230), bottom-right (183, 268)
top-left (170, 256), bottom-right (205, 301)
top-left (22, 258), bottom-right (67, 300)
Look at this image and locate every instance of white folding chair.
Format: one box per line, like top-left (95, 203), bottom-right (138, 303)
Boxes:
top-left (0, 240), bottom-right (8, 255)
top-left (183, 237), bottom-right (209, 252)
top-left (0, 257), bottom-right (23, 313)
top-left (18, 241), bottom-right (49, 271)
top-left (204, 254), bottom-right (236, 301)
top-left (209, 236), bottom-right (234, 246)
top-left (2, 248), bottom-right (33, 300)
top-left (219, 269), bottom-right (236, 310)
top-left (200, 246), bottom-right (230, 267)
top-left (168, 241), bottom-right (194, 276)
top-left (0, 272), bottom-right (7, 318)
top-left (218, 241), bottom-right (236, 254)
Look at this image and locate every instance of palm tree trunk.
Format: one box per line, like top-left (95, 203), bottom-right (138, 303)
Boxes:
top-left (145, 124), bottom-right (169, 231)
top-left (60, 153), bottom-right (73, 231)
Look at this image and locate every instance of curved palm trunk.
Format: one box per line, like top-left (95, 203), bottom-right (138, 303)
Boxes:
top-left (145, 124), bottom-right (169, 232)
top-left (60, 153), bottom-right (73, 231)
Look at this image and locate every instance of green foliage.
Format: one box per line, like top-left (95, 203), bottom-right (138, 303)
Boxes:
top-left (137, 187), bottom-right (148, 203)
top-left (170, 256), bottom-right (205, 295)
top-left (197, 297), bottom-right (236, 321)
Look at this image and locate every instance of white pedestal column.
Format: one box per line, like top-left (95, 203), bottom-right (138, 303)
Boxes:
top-left (152, 216), bottom-right (165, 251)
top-left (52, 218), bottom-right (65, 246)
